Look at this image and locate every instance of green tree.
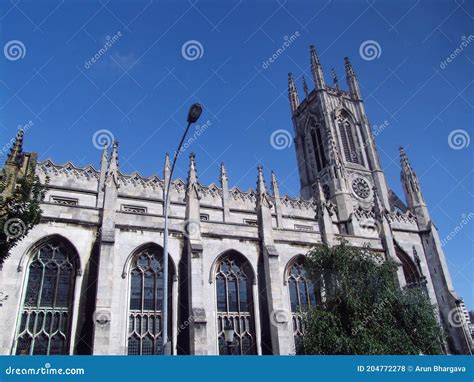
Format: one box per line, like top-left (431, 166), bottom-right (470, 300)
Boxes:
top-left (0, 169), bottom-right (46, 266)
top-left (302, 242), bottom-right (444, 355)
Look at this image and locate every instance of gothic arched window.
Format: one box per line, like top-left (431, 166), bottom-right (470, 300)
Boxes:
top-left (309, 120), bottom-right (327, 172)
top-left (15, 238), bottom-right (79, 355)
top-left (215, 252), bottom-right (256, 355)
top-left (127, 246), bottom-right (172, 355)
top-left (395, 246), bottom-right (422, 288)
top-left (287, 257), bottom-right (321, 354)
top-left (336, 112), bottom-right (362, 165)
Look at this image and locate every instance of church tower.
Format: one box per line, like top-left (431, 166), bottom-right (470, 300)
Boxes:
top-left (289, 45), bottom-right (473, 354)
top-left (289, 46), bottom-right (391, 235)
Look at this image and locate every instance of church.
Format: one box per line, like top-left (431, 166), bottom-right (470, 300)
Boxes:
top-left (0, 46), bottom-right (471, 356)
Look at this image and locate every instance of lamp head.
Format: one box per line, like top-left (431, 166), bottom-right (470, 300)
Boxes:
top-left (187, 103), bottom-right (203, 124)
top-left (223, 322), bottom-right (235, 344)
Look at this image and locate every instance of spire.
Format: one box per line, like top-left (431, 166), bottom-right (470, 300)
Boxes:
top-left (106, 140), bottom-right (119, 186)
top-left (187, 152), bottom-right (197, 185)
top-left (220, 162), bottom-right (230, 222)
top-left (257, 164), bottom-right (266, 195)
top-left (331, 68), bottom-right (339, 91)
top-left (97, 143), bottom-right (109, 208)
top-left (163, 152), bottom-right (171, 180)
top-left (6, 129), bottom-right (24, 165)
top-left (101, 143), bottom-right (108, 165)
top-left (302, 76), bottom-right (309, 98)
top-left (220, 162), bottom-right (228, 185)
top-left (314, 177), bottom-right (325, 208)
top-left (256, 164), bottom-right (272, 208)
top-left (288, 72), bottom-right (300, 113)
top-left (164, 152), bottom-right (171, 173)
top-left (344, 57), bottom-right (361, 100)
top-left (310, 45), bottom-right (325, 90)
top-left (399, 147), bottom-right (425, 209)
top-left (271, 170), bottom-right (280, 198)
top-left (271, 171), bottom-right (283, 227)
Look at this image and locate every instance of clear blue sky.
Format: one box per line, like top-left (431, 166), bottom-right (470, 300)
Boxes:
top-left (1, 0), bottom-right (472, 308)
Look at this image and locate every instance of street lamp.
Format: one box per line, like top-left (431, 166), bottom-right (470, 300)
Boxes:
top-left (162, 103), bottom-right (203, 355)
top-left (224, 322), bottom-right (235, 356)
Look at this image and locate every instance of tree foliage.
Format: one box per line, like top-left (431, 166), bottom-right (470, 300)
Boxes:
top-left (0, 170), bottom-right (46, 266)
top-left (302, 242), bottom-right (444, 355)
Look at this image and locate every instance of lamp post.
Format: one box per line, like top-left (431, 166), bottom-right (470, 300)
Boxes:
top-left (162, 103), bottom-right (203, 355)
top-left (224, 322), bottom-right (235, 356)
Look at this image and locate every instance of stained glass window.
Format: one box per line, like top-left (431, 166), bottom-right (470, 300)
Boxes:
top-left (287, 257), bottom-right (320, 355)
top-left (215, 253), bottom-right (256, 355)
top-left (15, 239), bottom-right (78, 355)
top-left (127, 247), bottom-right (171, 355)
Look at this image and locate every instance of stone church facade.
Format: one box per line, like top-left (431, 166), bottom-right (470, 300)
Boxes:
top-left (0, 46), bottom-right (472, 356)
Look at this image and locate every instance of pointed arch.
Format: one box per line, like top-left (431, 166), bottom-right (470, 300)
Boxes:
top-left (285, 255), bottom-right (321, 355)
top-left (303, 116), bottom-right (327, 173)
top-left (212, 250), bottom-right (256, 355)
top-left (14, 235), bottom-right (80, 355)
top-left (125, 243), bottom-right (175, 355)
top-left (394, 243), bottom-right (422, 287)
top-left (335, 109), bottom-right (363, 165)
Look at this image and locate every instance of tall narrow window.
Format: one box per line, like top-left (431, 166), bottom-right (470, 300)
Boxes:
top-left (337, 113), bottom-right (361, 164)
top-left (287, 257), bottom-right (320, 355)
top-left (309, 120), bottom-right (327, 173)
top-left (15, 238), bottom-right (78, 355)
top-left (215, 252), bottom-right (256, 355)
top-left (127, 246), bottom-right (172, 355)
